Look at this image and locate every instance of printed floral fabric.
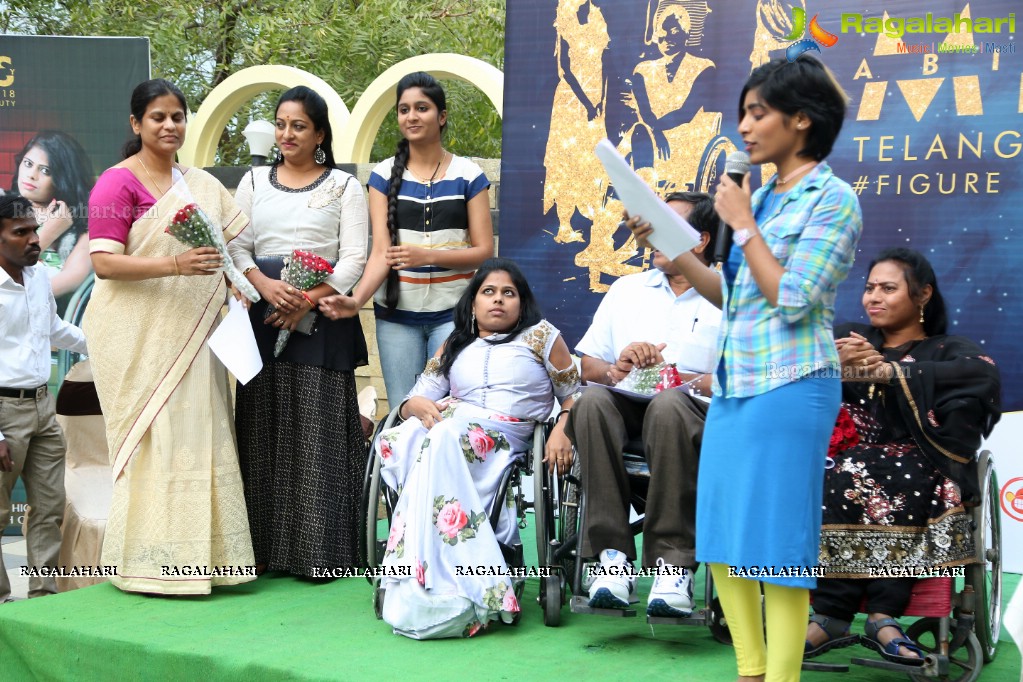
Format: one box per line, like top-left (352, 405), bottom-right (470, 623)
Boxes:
top-left (818, 323), bottom-right (1002, 578)
top-left (818, 402), bottom-right (975, 577)
top-left (378, 400), bottom-right (529, 639)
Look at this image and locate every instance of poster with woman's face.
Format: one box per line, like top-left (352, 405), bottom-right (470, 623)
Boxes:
top-left (0, 35), bottom-right (148, 536)
top-left (0, 35), bottom-right (149, 314)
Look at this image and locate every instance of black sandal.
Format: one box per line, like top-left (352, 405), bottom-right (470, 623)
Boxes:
top-left (862, 617), bottom-right (926, 666)
top-left (804, 614), bottom-right (859, 659)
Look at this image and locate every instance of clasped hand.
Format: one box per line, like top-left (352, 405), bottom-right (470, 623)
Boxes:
top-left (386, 244), bottom-right (431, 270)
top-left (42, 199), bottom-right (74, 238)
top-left (837, 331), bottom-right (890, 382)
top-left (176, 246), bottom-right (223, 276)
top-left (713, 171), bottom-right (754, 231)
top-left (318, 293), bottom-right (361, 320)
top-left (608, 341), bottom-right (666, 384)
top-left (256, 276), bottom-right (309, 331)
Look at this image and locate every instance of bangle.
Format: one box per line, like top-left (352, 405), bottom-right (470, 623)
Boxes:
top-left (172, 254), bottom-right (180, 276)
top-left (556, 409), bottom-right (571, 423)
top-left (242, 265), bottom-right (258, 276)
top-left (300, 291), bottom-right (315, 309)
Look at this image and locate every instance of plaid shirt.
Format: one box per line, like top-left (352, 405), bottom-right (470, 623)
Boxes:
top-left (713, 161), bottom-right (863, 398)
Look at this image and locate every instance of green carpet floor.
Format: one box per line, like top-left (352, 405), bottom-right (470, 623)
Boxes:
top-left (0, 567), bottom-right (1018, 681)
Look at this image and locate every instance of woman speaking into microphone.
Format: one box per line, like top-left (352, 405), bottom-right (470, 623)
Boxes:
top-left (627, 55), bottom-right (862, 681)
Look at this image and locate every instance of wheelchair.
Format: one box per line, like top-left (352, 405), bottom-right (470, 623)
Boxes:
top-left (534, 433), bottom-right (730, 640)
top-left (802, 449), bottom-right (1002, 682)
top-left (360, 406), bottom-right (548, 622)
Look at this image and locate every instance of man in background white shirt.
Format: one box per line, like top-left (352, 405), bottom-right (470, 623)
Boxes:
top-left (565, 192), bottom-right (720, 617)
top-left (0, 194), bottom-right (88, 603)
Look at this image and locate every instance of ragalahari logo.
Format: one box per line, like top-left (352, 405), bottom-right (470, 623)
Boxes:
top-left (784, 7), bottom-right (839, 62)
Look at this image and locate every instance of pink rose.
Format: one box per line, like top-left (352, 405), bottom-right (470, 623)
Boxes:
top-left (416, 559), bottom-right (426, 586)
top-left (491, 414), bottom-right (521, 422)
top-left (502, 588), bottom-right (520, 613)
top-left (467, 427), bottom-right (495, 459)
top-left (436, 501), bottom-right (469, 539)
top-left (466, 621), bottom-right (483, 637)
top-left (379, 439), bottom-right (393, 460)
top-left (386, 515), bottom-right (404, 552)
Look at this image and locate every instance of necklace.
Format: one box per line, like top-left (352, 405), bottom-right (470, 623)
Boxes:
top-left (775, 161), bottom-right (817, 186)
top-left (408, 150), bottom-right (447, 186)
top-left (136, 154), bottom-right (170, 197)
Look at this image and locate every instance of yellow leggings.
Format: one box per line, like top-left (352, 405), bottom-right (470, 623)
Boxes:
top-left (710, 563), bottom-right (809, 682)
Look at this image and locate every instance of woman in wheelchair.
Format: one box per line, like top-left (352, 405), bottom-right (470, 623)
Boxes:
top-left (805, 248), bottom-right (1001, 664)
top-left (376, 258), bottom-right (578, 639)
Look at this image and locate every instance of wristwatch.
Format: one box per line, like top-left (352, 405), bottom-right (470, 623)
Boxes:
top-left (734, 228), bottom-right (758, 248)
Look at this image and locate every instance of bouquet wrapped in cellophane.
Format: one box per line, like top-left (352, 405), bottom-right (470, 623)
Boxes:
top-left (164, 203), bottom-right (260, 302)
top-left (272, 249), bottom-right (334, 357)
top-left (615, 361), bottom-right (684, 395)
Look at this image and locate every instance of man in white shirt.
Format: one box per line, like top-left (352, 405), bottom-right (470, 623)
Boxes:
top-left (565, 192), bottom-right (721, 617)
top-left (0, 195), bottom-right (88, 603)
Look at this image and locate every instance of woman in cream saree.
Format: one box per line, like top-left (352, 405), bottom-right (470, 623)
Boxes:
top-left (85, 79), bottom-right (255, 594)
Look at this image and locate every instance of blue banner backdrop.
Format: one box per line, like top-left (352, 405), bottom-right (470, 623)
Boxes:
top-left (500, 0), bottom-right (1022, 410)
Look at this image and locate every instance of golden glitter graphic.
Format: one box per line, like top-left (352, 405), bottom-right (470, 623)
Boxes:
top-left (857, 81), bottom-right (888, 121)
top-left (872, 13), bottom-right (904, 56)
top-left (897, 78), bottom-right (945, 122)
top-left (940, 4), bottom-right (974, 51)
top-left (543, 0), bottom-right (609, 245)
top-left (953, 75), bottom-right (983, 116)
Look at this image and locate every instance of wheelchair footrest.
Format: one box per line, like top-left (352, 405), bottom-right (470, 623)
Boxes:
top-left (850, 655), bottom-right (938, 674)
top-left (569, 595), bottom-right (637, 617)
top-left (648, 607), bottom-right (712, 627)
top-left (800, 661), bottom-right (850, 673)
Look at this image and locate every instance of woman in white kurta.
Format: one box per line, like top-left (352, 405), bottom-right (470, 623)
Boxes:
top-left (374, 258), bottom-right (579, 639)
top-left (227, 86), bottom-right (369, 576)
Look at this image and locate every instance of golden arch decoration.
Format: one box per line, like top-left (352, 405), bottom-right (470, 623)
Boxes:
top-left (178, 65), bottom-right (350, 167)
top-left (334, 53), bottom-right (504, 163)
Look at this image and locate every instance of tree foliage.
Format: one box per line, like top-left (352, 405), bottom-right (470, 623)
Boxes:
top-left (1, 0), bottom-right (505, 164)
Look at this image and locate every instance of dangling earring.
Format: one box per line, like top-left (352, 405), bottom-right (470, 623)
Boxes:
top-left (919, 305), bottom-right (925, 324)
top-left (470, 311), bottom-right (477, 335)
top-left (314, 144), bottom-right (326, 165)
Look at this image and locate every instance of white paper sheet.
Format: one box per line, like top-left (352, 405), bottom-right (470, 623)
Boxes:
top-left (594, 138), bottom-right (701, 260)
top-left (208, 297), bottom-right (263, 385)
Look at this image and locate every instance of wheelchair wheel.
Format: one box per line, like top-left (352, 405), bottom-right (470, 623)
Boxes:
top-left (360, 410), bottom-right (401, 583)
top-left (556, 457), bottom-right (581, 592)
top-left (708, 596), bottom-right (732, 645)
top-left (693, 135), bottom-right (737, 193)
top-left (541, 574), bottom-right (561, 627)
top-left (532, 430), bottom-right (556, 568)
top-left (373, 580), bottom-right (385, 620)
top-left (907, 617), bottom-right (982, 682)
top-left (968, 450), bottom-right (1001, 663)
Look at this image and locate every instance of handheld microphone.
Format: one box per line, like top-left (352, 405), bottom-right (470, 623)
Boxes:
top-left (713, 151), bottom-right (751, 265)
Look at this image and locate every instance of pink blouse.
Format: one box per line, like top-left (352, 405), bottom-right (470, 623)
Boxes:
top-left (87, 167), bottom-right (157, 254)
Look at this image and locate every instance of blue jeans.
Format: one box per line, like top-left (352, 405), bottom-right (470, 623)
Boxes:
top-left (375, 317), bottom-right (454, 408)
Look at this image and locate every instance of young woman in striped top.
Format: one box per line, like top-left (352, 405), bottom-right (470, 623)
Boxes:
top-left (319, 72), bottom-right (494, 407)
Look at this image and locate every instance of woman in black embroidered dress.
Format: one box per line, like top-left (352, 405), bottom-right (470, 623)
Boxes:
top-left (804, 248), bottom-right (1001, 664)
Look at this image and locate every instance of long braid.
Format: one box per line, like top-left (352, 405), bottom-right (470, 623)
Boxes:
top-left (383, 138), bottom-right (410, 311)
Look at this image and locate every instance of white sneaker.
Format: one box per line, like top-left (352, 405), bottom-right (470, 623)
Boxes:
top-left (587, 549), bottom-right (638, 609)
top-left (646, 558), bottom-right (694, 617)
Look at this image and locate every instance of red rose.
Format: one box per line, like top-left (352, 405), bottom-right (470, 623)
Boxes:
top-left (827, 407), bottom-right (859, 460)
